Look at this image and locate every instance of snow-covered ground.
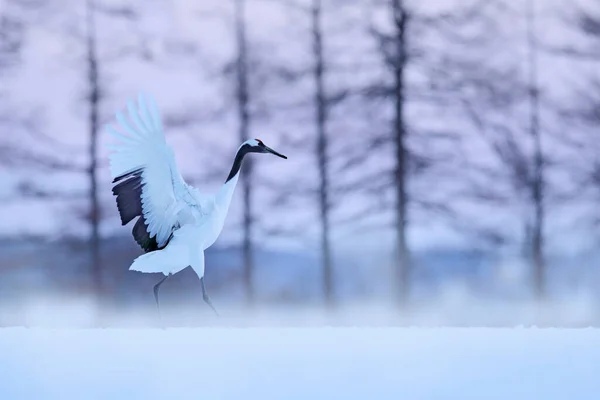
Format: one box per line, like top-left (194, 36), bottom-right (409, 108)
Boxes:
top-left (0, 328), bottom-right (598, 399)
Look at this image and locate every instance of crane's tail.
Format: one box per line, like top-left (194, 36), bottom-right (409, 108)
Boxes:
top-left (129, 249), bottom-right (176, 275)
top-left (129, 225), bottom-right (198, 275)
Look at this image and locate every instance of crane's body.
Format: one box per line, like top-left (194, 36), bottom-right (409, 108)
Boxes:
top-left (106, 93), bottom-right (286, 314)
top-left (127, 174), bottom-right (239, 278)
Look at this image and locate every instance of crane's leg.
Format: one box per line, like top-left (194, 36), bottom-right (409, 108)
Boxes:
top-left (201, 277), bottom-right (219, 317)
top-left (153, 274), bottom-right (170, 312)
top-left (190, 249), bottom-right (218, 317)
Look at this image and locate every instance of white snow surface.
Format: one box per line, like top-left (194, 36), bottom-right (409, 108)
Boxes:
top-left (0, 328), bottom-right (599, 399)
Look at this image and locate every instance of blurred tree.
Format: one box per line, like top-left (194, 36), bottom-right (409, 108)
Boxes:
top-left (85, 0), bottom-right (102, 312)
top-left (378, 0), bottom-right (411, 307)
top-left (555, 1), bottom-right (600, 238)
top-left (234, 0), bottom-right (256, 305)
top-left (311, 0), bottom-right (333, 307)
top-left (367, 0), bottom-right (444, 306)
top-left (362, 0), bottom-right (535, 305)
top-left (525, 0), bottom-right (545, 299)
top-left (431, 0), bottom-right (557, 299)
top-left (0, 0), bottom-right (153, 321)
top-left (0, 0), bottom-right (44, 166)
top-left (0, 0), bottom-right (24, 71)
top-left (250, 0), bottom-right (370, 306)
top-left (64, 0), bottom-right (151, 318)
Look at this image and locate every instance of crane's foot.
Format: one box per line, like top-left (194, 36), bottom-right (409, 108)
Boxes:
top-left (153, 274), bottom-right (171, 327)
top-left (200, 277), bottom-right (219, 317)
top-left (203, 293), bottom-right (219, 317)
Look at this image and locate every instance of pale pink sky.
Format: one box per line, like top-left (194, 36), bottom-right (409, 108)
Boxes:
top-left (0, 0), bottom-right (594, 257)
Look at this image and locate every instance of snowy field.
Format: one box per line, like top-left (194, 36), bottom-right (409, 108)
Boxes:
top-left (0, 328), bottom-right (599, 399)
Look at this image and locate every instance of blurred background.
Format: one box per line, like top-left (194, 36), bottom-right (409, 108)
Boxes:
top-left (0, 0), bottom-right (599, 327)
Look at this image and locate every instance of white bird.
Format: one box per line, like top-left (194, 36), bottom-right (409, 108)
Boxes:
top-left (106, 93), bottom-right (287, 315)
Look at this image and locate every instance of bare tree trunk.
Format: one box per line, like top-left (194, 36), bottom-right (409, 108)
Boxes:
top-left (234, 0), bottom-right (254, 305)
top-left (311, 0), bottom-right (333, 307)
top-left (86, 0), bottom-right (102, 316)
top-left (526, 0), bottom-right (545, 300)
top-left (392, 0), bottom-right (410, 306)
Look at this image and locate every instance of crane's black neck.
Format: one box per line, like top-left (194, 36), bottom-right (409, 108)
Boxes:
top-left (226, 144), bottom-right (252, 183)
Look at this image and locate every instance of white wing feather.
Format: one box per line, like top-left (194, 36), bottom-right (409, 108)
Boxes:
top-left (107, 93), bottom-right (204, 248)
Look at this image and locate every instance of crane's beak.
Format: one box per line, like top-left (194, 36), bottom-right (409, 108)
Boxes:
top-left (265, 146), bottom-right (287, 159)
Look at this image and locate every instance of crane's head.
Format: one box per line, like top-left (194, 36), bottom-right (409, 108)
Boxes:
top-left (242, 138), bottom-right (287, 159)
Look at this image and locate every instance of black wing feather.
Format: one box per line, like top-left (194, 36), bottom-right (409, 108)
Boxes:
top-left (132, 214), bottom-right (159, 252)
top-left (111, 167), bottom-right (173, 253)
top-left (112, 169), bottom-right (143, 226)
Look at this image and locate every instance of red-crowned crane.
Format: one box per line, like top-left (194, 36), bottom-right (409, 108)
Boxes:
top-left (107, 93), bottom-right (287, 315)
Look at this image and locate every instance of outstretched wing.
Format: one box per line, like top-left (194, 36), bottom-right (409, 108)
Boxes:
top-left (107, 93), bottom-right (200, 252)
